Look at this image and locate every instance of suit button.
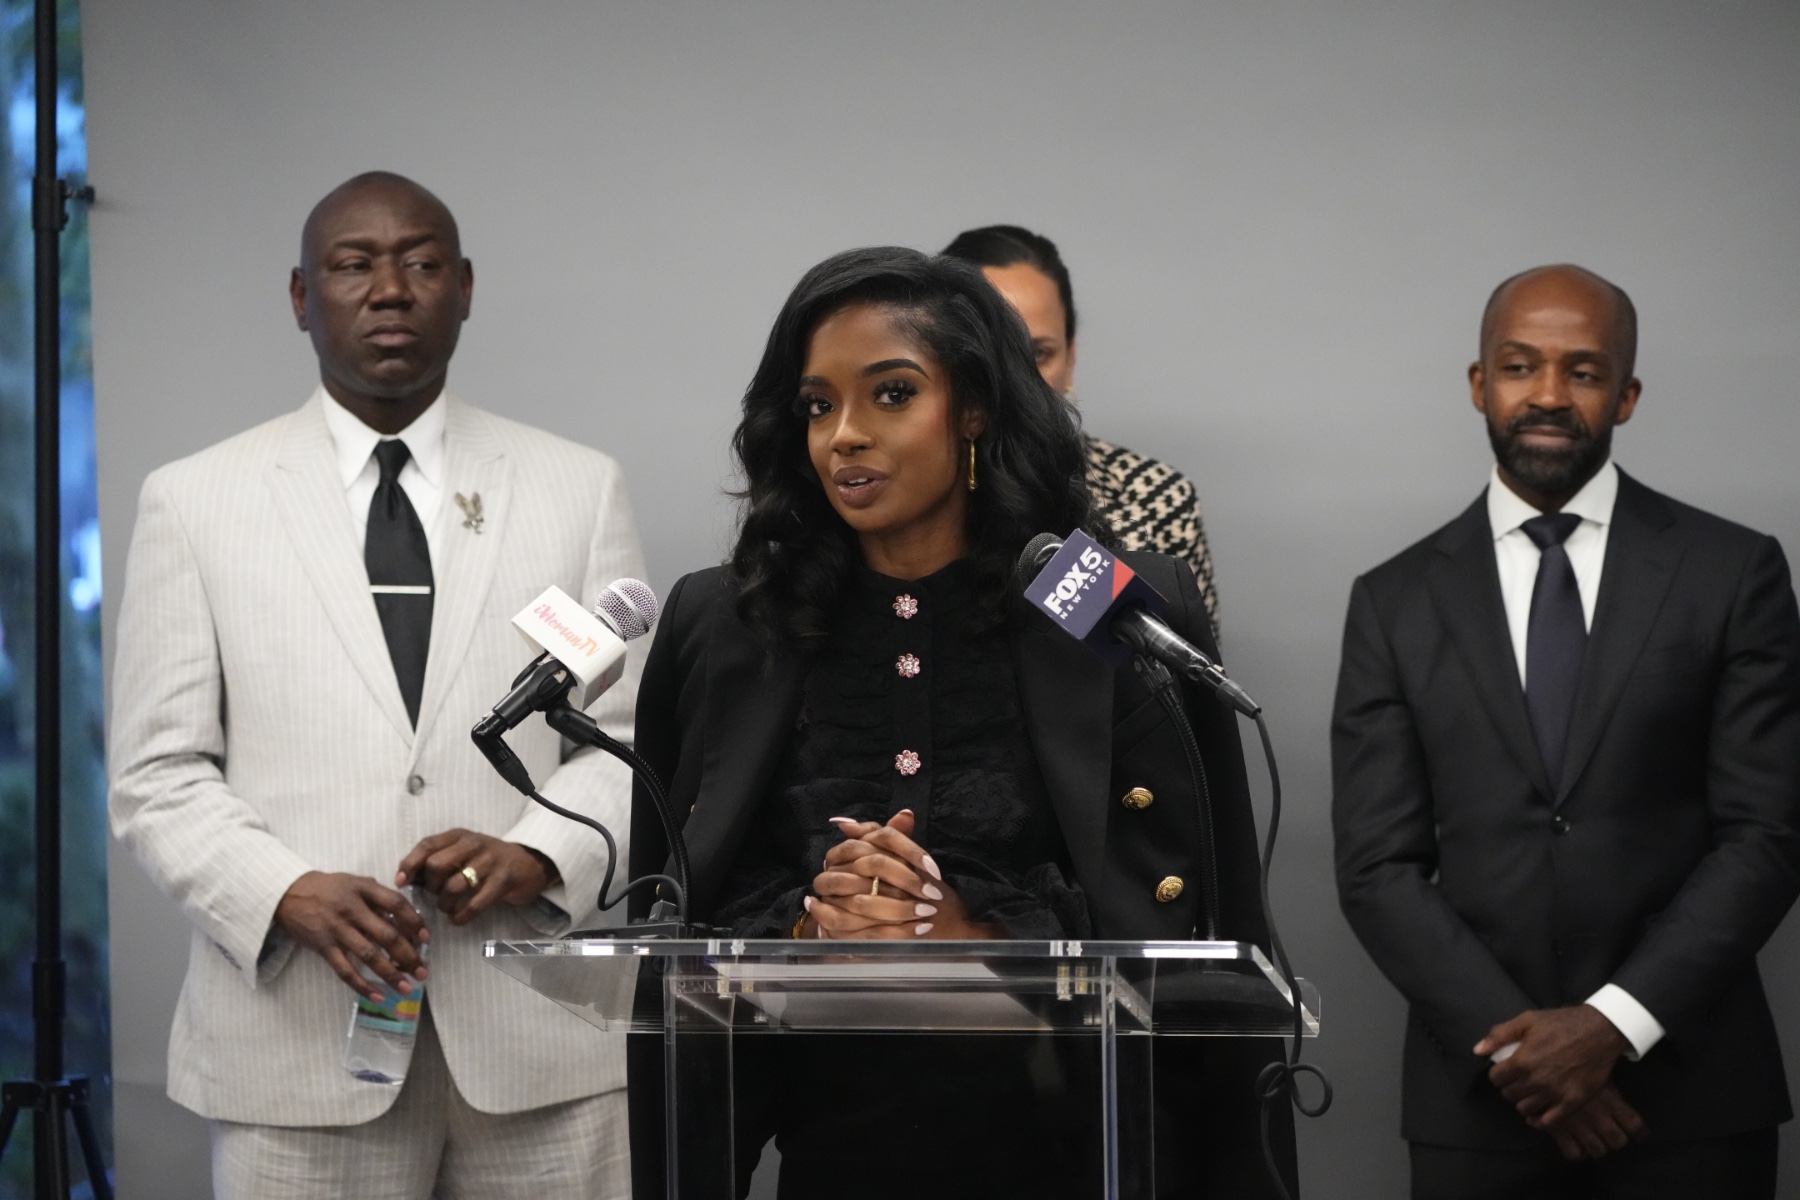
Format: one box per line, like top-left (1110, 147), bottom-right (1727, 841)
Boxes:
top-left (1551, 814), bottom-right (1571, 835)
top-left (1155, 876), bottom-right (1184, 903)
top-left (407, 774), bottom-right (426, 795)
top-left (1121, 787), bottom-right (1154, 810)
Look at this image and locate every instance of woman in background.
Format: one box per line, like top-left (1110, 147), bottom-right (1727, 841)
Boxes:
top-left (942, 223), bottom-right (1223, 642)
top-left (628, 247), bottom-right (1291, 1197)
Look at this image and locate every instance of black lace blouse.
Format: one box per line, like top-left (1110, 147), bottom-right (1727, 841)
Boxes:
top-left (712, 559), bottom-right (1091, 939)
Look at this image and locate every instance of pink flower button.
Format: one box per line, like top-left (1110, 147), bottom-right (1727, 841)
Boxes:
top-left (896, 653), bottom-right (922, 679)
top-left (895, 749), bottom-right (922, 776)
top-left (893, 594), bottom-right (919, 620)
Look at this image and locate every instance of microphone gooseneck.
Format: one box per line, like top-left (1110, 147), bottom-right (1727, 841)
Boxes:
top-left (1109, 607), bottom-right (1261, 717)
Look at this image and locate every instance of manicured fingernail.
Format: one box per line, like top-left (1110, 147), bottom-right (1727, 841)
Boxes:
top-left (921, 855), bottom-right (942, 881)
top-left (914, 922), bottom-right (934, 936)
top-left (803, 896), bottom-right (815, 912)
top-left (897, 809), bottom-right (914, 817)
top-left (827, 816), bottom-right (856, 826)
top-left (915, 903), bottom-right (937, 917)
top-left (922, 883), bottom-right (944, 901)
top-left (396, 980), bottom-right (410, 995)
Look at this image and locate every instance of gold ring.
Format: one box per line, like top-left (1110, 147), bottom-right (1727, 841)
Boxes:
top-left (461, 865), bottom-right (481, 889)
top-left (869, 877), bottom-right (881, 897)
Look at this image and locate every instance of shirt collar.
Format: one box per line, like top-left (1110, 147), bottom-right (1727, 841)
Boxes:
top-left (317, 385), bottom-right (448, 491)
top-left (1487, 458), bottom-right (1618, 541)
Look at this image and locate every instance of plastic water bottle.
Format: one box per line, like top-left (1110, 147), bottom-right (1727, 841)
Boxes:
top-left (342, 886), bottom-right (428, 1085)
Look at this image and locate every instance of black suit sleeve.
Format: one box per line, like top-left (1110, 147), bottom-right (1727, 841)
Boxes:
top-left (1610, 535), bottom-right (1800, 1037)
top-left (1332, 574), bottom-right (1536, 1078)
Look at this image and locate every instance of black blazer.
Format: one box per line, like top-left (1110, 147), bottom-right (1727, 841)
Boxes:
top-left (628, 550), bottom-right (1267, 944)
top-left (627, 551), bottom-right (1299, 1199)
top-left (1332, 471), bottom-right (1800, 1149)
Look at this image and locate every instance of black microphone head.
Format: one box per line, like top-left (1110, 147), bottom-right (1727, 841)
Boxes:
top-left (593, 578), bottom-right (659, 641)
top-left (1016, 533), bottom-right (1065, 589)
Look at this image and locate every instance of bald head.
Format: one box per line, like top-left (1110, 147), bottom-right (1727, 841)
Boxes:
top-left (1480, 264), bottom-right (1637, 384)
top-left (1470, 262), bottom-right (1643, 511)
top-left (299, 171), bottom-right (461, 271)
top-left (289, 171), bottom-right (473, 433)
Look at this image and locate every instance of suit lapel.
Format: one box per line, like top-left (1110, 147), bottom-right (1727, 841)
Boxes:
top-left (1012, 612), bottom-right (1113, 900)
top-left (1425, 496), bottom-right (1555, 799)
top-left (411, 399), bottom-right (511, 753)
top-left (1558, 473), bottom-right (1681, 800)
top-left (682, 622), bottom-right (807, 918)
top-left (266, 396), bottom-right (414, 742)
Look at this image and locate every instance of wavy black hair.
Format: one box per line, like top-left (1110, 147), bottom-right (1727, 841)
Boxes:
top-left (729, 246), bottom-right (1104, 645)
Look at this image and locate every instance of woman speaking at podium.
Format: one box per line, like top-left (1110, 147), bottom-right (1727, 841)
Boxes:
top-left (628, 247), bottom-right (1294, 1197)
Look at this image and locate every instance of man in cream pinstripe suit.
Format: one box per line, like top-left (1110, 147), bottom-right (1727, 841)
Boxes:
top-left (109, 172), bottom-right (640, 1198)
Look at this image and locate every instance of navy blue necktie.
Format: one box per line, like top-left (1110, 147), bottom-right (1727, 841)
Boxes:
top-left (1522, 512), bottom-right (1585, 791)
top-left (365, 439), bottom-right (433, 727)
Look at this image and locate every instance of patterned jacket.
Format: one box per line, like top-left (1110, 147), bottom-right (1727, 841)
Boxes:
top-left (1084, 434), bottom-right (1220, 640)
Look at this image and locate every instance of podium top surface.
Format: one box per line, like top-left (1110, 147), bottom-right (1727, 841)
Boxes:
top-left (484, 937), bottom-right (1319, 1038)
top-left (486, 936), bottom-right (1265, 961)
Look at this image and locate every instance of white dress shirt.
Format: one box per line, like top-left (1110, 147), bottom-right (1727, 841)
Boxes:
top-left (319, 386), bottom-right (447, 558)
top-left (1485, 460), bottom-right (1664, 1060)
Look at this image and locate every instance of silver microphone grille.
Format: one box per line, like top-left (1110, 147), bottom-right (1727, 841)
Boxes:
top-left (593, 578), bottom-right (659, 642)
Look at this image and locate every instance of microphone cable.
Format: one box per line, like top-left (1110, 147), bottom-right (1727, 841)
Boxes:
top-left (1248, 709), bottom-right (1332, 1200)
top-left (542, 701), bottom-right (691, 927)
top-left (523, 784), bottom-right (681, 920)
top-left (1133, 648), bottom-right (1332, 1200)
top-left (472, 703), bottom-right (689, 926)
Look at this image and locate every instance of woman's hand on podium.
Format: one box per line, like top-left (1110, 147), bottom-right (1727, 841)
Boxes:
top-left (800, 810), bottom-right (999, 940)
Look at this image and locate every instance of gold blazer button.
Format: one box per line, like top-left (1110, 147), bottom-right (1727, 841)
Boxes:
top-left (1155, 876), bottom-right (1185, 903)
top-left (1121, 787), bottom-right (1154, 810)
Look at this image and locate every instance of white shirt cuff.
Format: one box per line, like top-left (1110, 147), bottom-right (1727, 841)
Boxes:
top-left (1585, 983), bottom-right (1665, 1060)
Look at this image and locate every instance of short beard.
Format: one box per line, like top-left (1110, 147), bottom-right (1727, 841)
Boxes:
top-left (1488, 407), bottom-right (1613, 497)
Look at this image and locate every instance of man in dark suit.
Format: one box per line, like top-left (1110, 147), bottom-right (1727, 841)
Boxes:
top-left (1332, 263), bottom-right (1800, 1198)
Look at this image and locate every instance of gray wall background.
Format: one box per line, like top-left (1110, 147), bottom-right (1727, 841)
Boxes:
top-left (84, 1), bottom-right (1800, 1196)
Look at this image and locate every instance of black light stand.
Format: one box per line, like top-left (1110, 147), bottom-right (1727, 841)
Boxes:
top-left (0, 1), bottom-right (107, 1196)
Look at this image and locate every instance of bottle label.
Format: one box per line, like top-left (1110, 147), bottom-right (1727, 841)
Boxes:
top-left (353, 984), bottom-right (422, 1036)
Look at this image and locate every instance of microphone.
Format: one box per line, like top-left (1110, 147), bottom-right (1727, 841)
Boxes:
top-left (1017, 532), bottom-right (1260, 717)
top-left (467, 579), bottom-right (698, 932)
top-left (473, 580), bottom-right (658, 792)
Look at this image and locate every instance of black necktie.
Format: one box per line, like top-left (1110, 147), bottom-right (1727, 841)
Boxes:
top-left (365, 439), bottom-right (433, 727)
top-left (1522, 512), bottom-right (1585, 791)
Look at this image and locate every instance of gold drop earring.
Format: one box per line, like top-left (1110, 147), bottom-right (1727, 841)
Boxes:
top-left (967, 439), bottom-right (978, 491)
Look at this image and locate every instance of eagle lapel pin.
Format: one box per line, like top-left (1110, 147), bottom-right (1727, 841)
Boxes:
top-left (453, 491), bottom-right (485, 534)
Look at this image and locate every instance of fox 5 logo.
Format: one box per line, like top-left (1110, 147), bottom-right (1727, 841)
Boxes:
top-left (1042, 544), bottom-right (1107, 618)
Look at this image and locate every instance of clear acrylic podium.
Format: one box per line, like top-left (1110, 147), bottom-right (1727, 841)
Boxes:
top-left (487, 937), bottom-right (1319, 1199)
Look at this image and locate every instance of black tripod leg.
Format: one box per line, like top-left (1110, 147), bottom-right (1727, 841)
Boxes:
top-left (0, 1085), bottom-right (23, 1160)
top-left (67, 1079), bottom-right (111, 1200)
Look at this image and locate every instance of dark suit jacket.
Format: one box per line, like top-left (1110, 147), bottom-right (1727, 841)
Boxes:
top-left (1332, 470), bottom-right (1800, 1149)
top-left (628, 551), bottom-right (1296, 1197)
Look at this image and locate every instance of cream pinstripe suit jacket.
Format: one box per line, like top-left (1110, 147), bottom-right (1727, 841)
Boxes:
top-left (109, 392), bottom-right (645, 1126)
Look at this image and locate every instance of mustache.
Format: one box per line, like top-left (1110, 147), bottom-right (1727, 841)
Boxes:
top-left (1503, 408), bottom-right (1590, 440)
